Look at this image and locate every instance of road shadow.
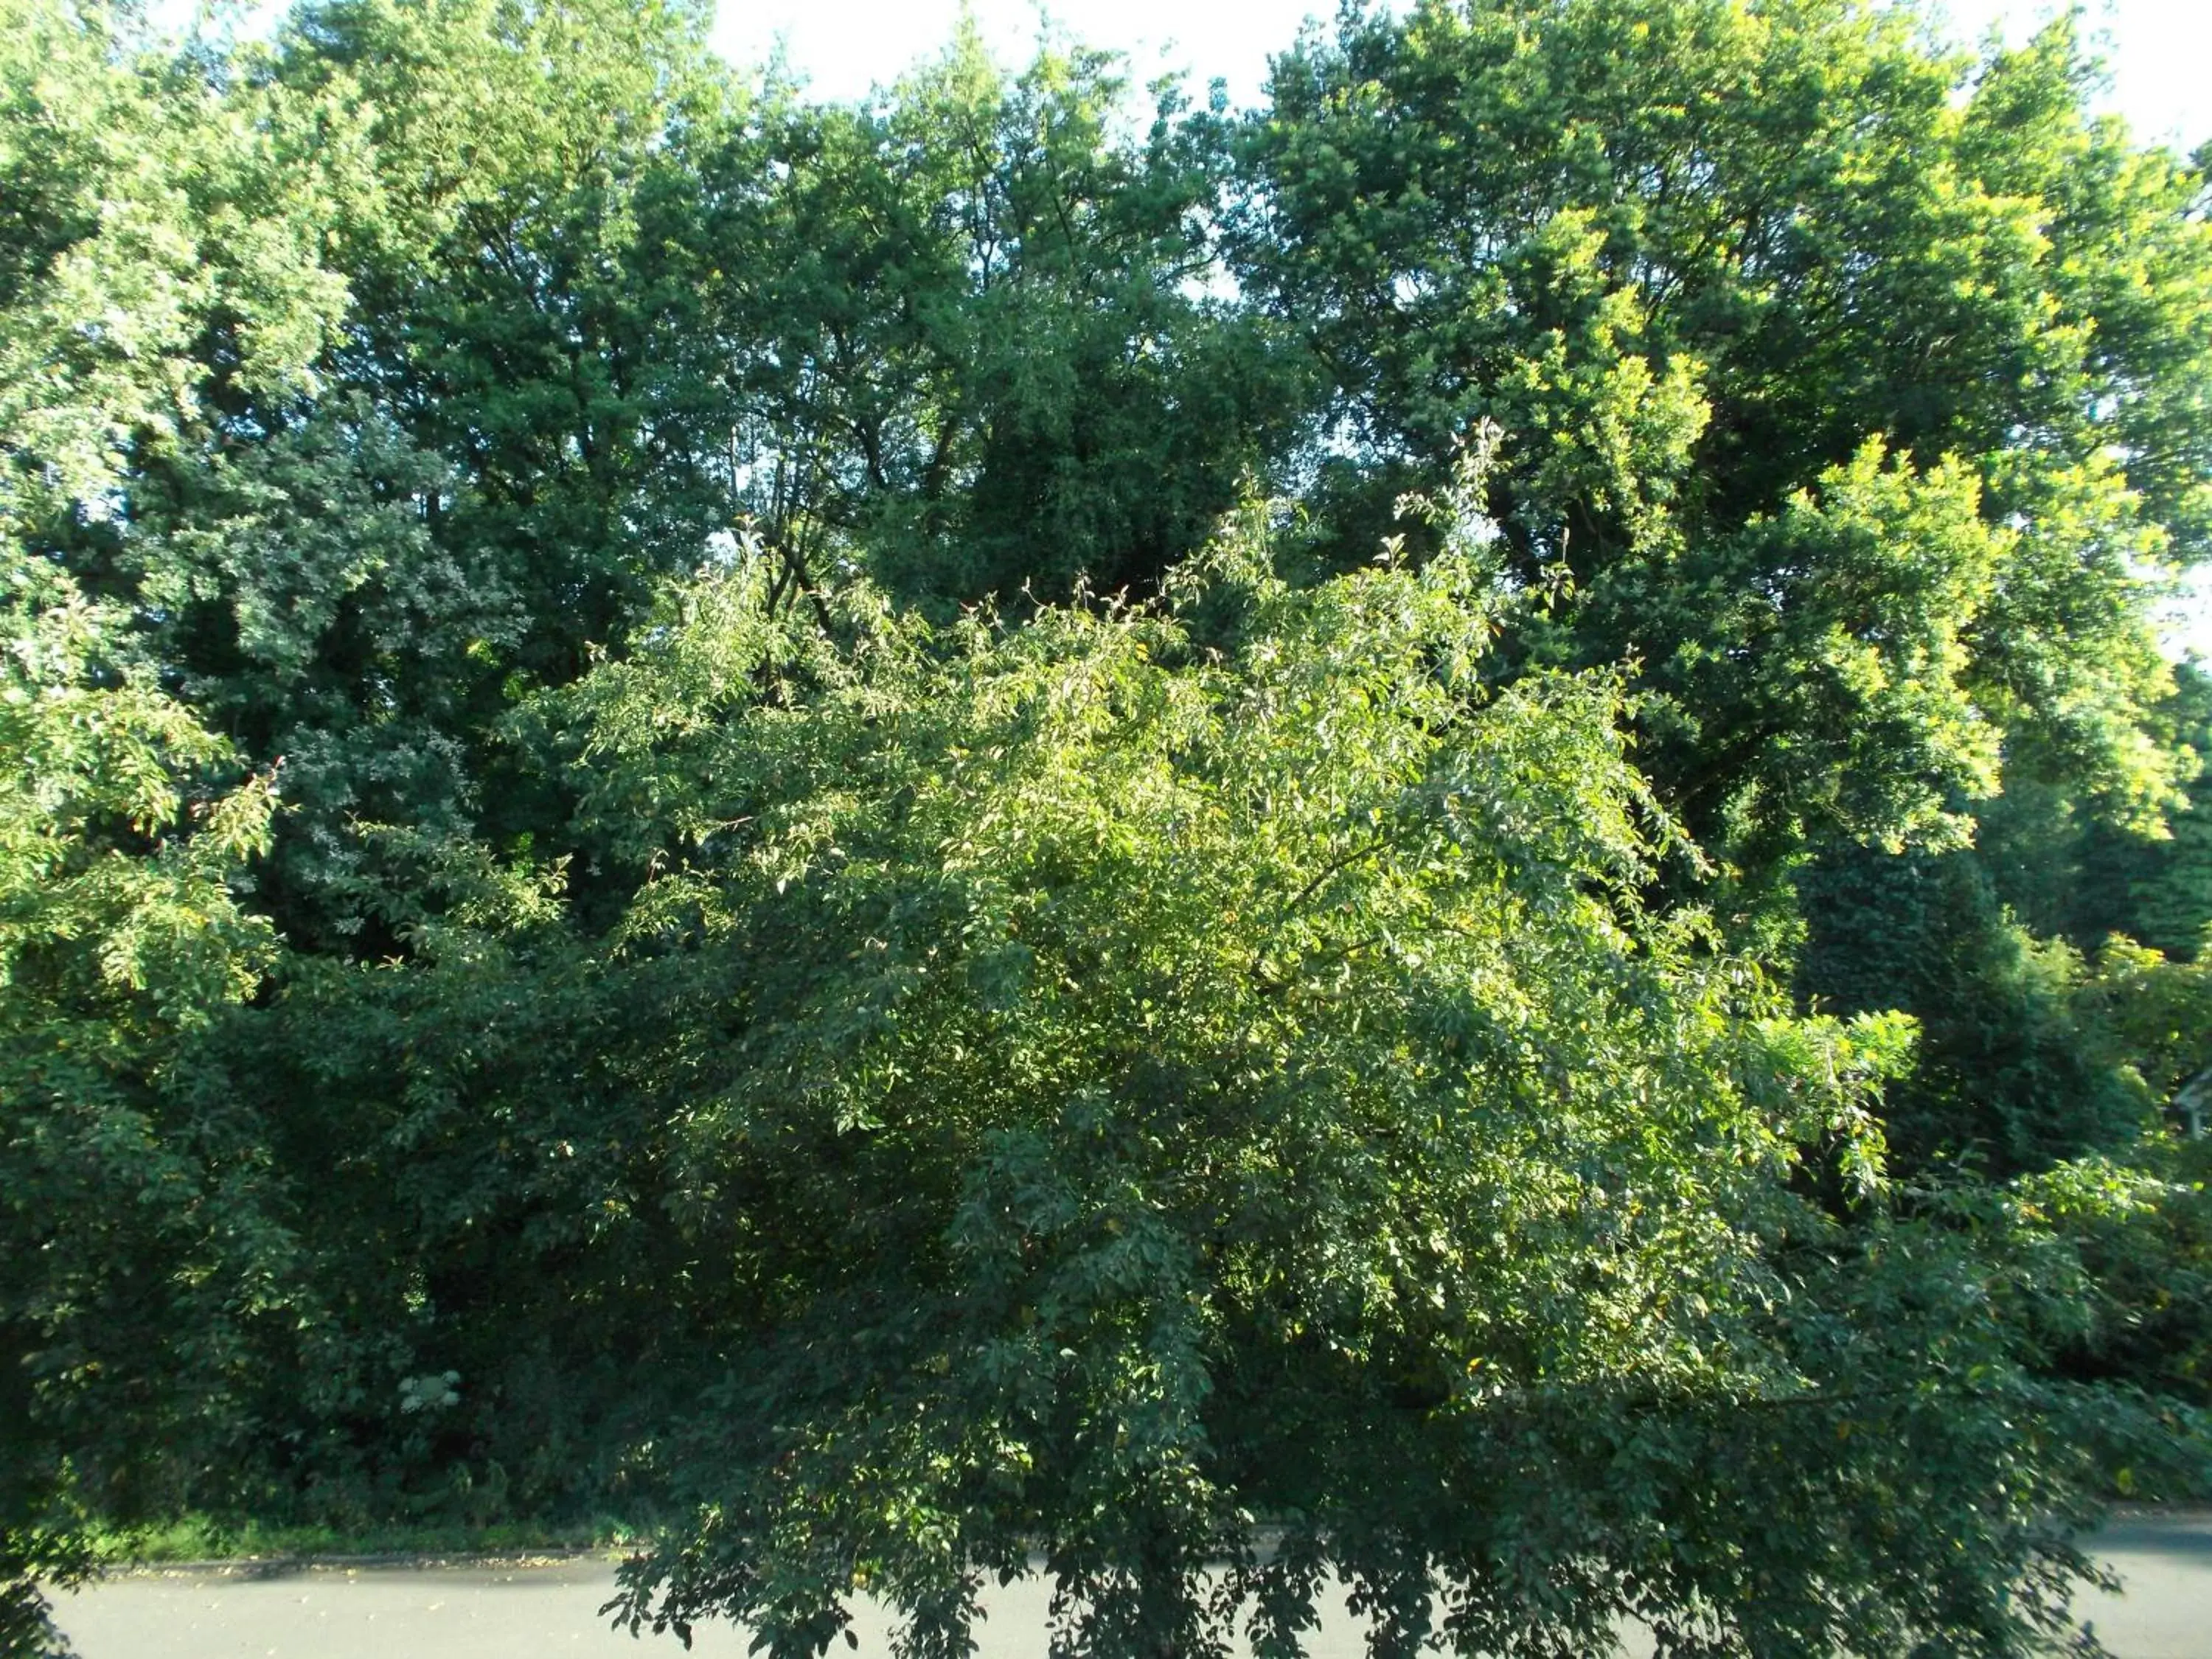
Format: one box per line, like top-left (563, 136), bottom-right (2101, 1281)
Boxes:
top-left (2096, 1514), bottom-right (2212, 1563)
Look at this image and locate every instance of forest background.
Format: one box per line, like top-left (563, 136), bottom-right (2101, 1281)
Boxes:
top-left (7, 0), bottom-right (2212, 1655)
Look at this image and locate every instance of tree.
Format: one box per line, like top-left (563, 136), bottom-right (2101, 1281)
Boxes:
top-left (2015, 662), bottom-right (2212, 962)
top-left (0, 557), bottom-right (285, 1655)
top-left (471, 509), bottom-right (2184, 1658)
top-left (1236, 0), bottom-right (2205, 882)
top-left (675, 24), bottom-right (1299, 611)
top-left (0, 7), bottom-right (329, 1642)
top-left (97, 0), bottom-right (744, 953)
top-left (65, 0), bottom-right (1297, 953)
top-left (1795, 843), bottom-right (2151, 1171)
top-left (6, 3), bottom-right (2208, 1648)
top-left (1232, 0), bottom-right (2212, 1186)
top-left (0, 0), bottom-right (349, 545)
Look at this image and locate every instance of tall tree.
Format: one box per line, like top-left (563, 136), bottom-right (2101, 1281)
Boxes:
top-left (77, 1), bottom-right (1298, 951)
top-left (679, 26), bottom-right (1299, 611)
top-left (1235, 0), bottom-right (2212, 1172)
top-left (1237, 0), bottom-right (2205, 874)
top-left (1, 9), bottom-right (332, 1639)
top-left (0, 557), bottom-right (285, 1653)
top-left (102, 0), bottom-right (742, 950)
top-left (7, 4), bottom-right (2210, 1649)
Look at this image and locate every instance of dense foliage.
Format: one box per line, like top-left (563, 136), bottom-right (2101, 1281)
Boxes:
top-left (4, 0), bottom-right (2211, 1654)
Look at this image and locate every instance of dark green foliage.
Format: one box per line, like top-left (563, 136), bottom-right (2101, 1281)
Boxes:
top-left (2014, 664), bottom-right (2212, 961)
top-left (0, 560), bottom-right (288, 1658)
top-left (6, 0), bottom-right (2212, 1653)
top-left (183, 933), bottom-right (697, 1529)
top-left (1797, 842), bottom-right (2151, 1174)
top-left (2048, 1137), bottom-right (2212, 1402)
top-left (675, 28), bottom-right (1301, 610)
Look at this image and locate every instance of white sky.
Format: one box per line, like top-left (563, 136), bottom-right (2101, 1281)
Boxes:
top-left (712, 0), bottom-right (2212, 147)
top-left (709, 0), bottom-right (1329, 106)
top-left (1931, 0), bottom-right (2211, 150)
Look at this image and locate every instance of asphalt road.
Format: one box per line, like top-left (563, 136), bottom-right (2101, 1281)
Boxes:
top-left (52, 1512), bottom-right (2212, 1658)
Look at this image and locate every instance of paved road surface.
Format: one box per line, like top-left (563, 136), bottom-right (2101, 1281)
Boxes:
top-left (2079, 1513), bottom-right (2212, 1659)
top-left (52, 1512), bottom-right (2212, 1658)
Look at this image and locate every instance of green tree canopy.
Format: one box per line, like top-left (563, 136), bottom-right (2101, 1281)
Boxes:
top-left (5, 1), bottom-right (2212, 1653)
top-left (543, 524), bottom-right (2183, 1659)
top-left (1237, 0), bottom-right (2208, 873)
